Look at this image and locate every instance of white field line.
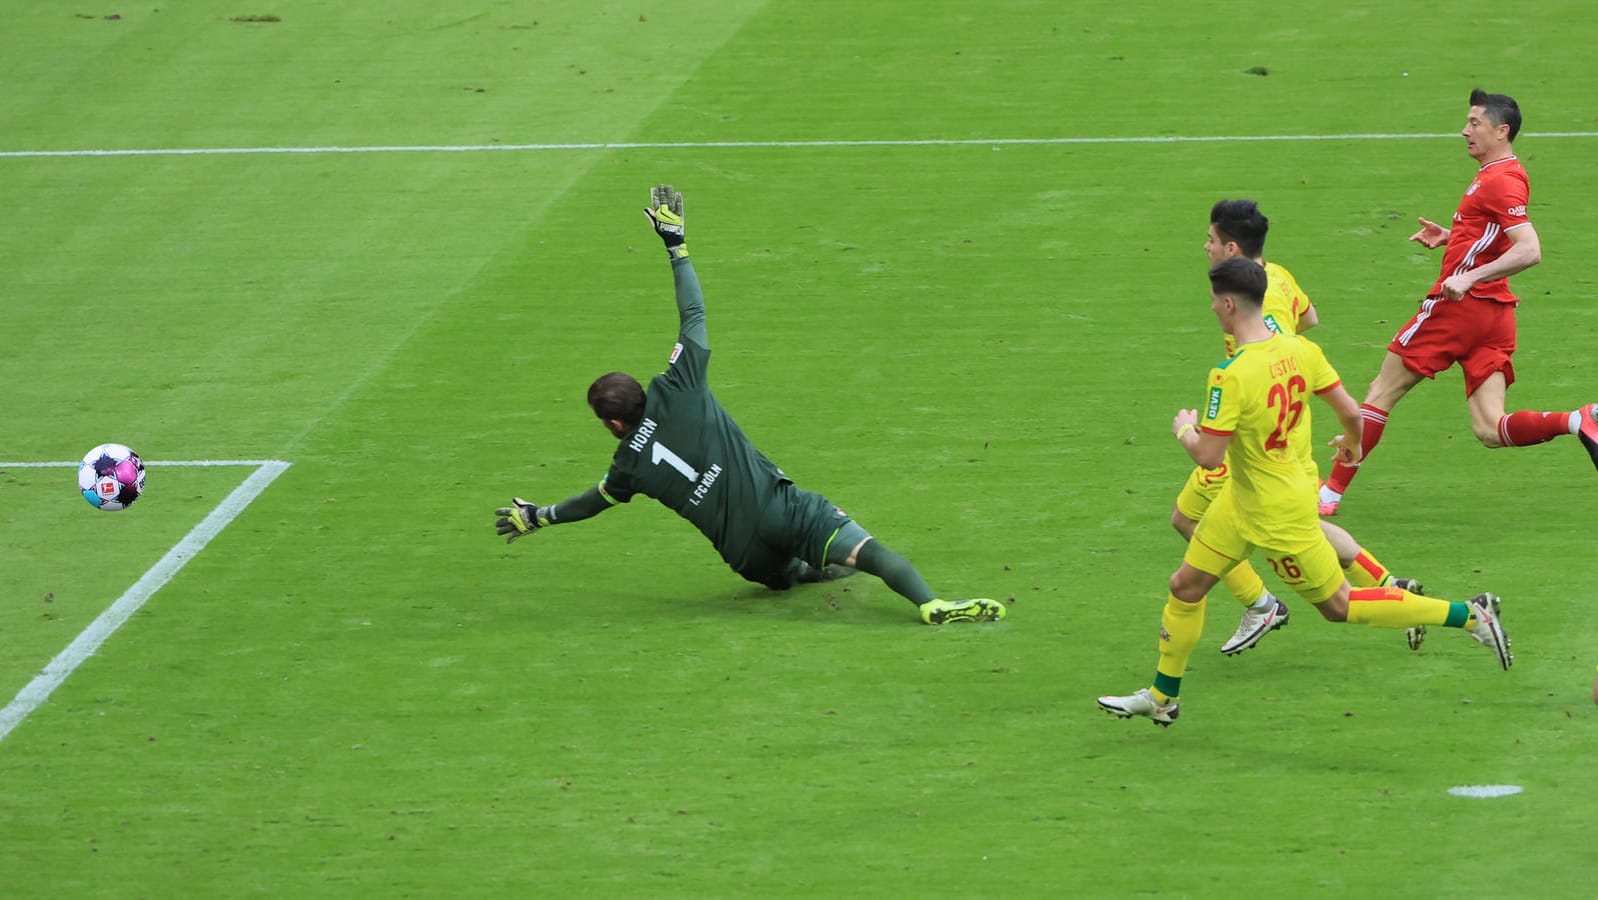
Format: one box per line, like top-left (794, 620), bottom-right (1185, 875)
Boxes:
top-left (0, 460), bottom-right (291, 744)
top-left (0, 459), bottom-right (286, 467)
top-left (1, 132), bottom-right (1596, 159)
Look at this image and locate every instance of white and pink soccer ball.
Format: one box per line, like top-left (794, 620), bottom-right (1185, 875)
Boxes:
top-left (78, 443), bottom-right (146, 511)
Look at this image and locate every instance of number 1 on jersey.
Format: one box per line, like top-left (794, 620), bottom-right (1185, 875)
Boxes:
top-left (651, 441), bottom-right (700, 482)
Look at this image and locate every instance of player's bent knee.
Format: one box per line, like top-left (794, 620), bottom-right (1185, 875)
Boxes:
top-left (1167, 567), bottom-right (1210, 602)
top-left (826, 521), bottom-right (873, 568)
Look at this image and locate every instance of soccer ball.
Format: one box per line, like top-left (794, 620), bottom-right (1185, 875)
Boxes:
top-left (78, 443), bottom-right (146, 511)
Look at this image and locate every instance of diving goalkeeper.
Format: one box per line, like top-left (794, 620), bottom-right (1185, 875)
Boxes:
top-left (492, 186), bottom-right (1004, 626)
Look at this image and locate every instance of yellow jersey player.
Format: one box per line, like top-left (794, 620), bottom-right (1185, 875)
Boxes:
top-left (1174, 201), bottom-right (1421, 657)
top-left (1099, 258), bottom-right (1511, 727)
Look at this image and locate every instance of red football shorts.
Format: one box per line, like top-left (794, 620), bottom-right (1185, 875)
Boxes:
top-left (1388, 295), bottom-right (1517, 396)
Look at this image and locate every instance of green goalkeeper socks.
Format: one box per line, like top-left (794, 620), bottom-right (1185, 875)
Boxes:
top-left (853, 539), bottom-right (937, 606)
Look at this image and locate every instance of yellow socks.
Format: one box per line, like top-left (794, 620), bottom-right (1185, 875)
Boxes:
top-left (1345, 549), bottom-right (1391, 588)
top-left (1346, 586), bottom-right (1469, 629)
top-left (1153, 594), bottom-right (1206, 702)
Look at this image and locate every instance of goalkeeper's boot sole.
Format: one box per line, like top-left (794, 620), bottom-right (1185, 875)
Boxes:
top-left (920, 598), bottom-right (1006, 625)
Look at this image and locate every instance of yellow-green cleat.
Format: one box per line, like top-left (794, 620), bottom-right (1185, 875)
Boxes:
top-left (919, 597), bottom-right (1006, 625)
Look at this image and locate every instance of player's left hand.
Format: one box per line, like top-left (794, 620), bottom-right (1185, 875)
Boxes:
top-left (1440, 273), bottom-right (1472, 300)
top-left (494, 497), bottom-right (548, 543)
top-left (1329, 433), bottom-right (1362, 466)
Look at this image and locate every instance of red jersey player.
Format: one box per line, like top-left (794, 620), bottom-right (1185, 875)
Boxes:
top-left (1320, 88), bottom-right (1598, 516)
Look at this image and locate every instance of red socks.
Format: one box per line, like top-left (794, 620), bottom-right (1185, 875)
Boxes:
top-left (1326, 405), bottom-right (1572, 494)
top-left (1497, 410), bottom-right (1571, 447)
top-left (1326, 404), bottom-right (1389, 494)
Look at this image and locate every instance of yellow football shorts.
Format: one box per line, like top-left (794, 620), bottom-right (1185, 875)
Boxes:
top-left (1184, 487), bottom-right (1344, 604)
top-left (1174, 462), bottom-right (1230, 521)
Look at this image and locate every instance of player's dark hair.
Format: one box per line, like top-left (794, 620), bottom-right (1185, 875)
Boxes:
top-left (1470, 87), bottom-right (1521, 142)
top-left (1208, 257), bottom-right (1267, 308)
top-left (1210, 199), bottom-right (1269, 259)
top-left (588, 372), bottom-right (646, 427)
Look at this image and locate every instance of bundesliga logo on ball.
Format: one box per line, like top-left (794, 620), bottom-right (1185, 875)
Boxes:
top-left (78, 443), bottom-right (146, 511)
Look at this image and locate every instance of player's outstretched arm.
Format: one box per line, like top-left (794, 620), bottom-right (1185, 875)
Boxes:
top-left (1322, 384), bottom-right (1365, 466)
top-left (644, 184), bottom-right (707, 348)
top-left (644, 184), bottom-right (687, 260)
top-left (493, 486), bottom-right (610, 544)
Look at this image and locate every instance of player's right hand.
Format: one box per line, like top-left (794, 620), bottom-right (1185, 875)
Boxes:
top-left (1408, 217), bottom-right (1449, 249)
top-left (1171, 408), bottom-right (1199, 438)
top-left (494, 497), bottom-right (547, 543)
top-left (644, 184), bottom-right (685, 248)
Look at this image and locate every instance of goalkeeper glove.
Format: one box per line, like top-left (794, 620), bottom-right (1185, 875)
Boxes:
top-left (644, 184), bottom-right (687, 258)
top-left (495, 497), bottom-right (551, 544)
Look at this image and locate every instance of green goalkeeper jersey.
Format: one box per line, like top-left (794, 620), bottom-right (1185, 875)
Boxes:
top-left (598, 258), bottom-right (790, 571)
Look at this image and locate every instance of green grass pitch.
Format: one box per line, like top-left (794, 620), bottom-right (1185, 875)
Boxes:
top-left (3, 2), bottom-right (1597, 895)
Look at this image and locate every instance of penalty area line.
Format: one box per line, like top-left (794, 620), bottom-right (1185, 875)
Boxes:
top-left (0, 460), bottom-right (291, 744)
